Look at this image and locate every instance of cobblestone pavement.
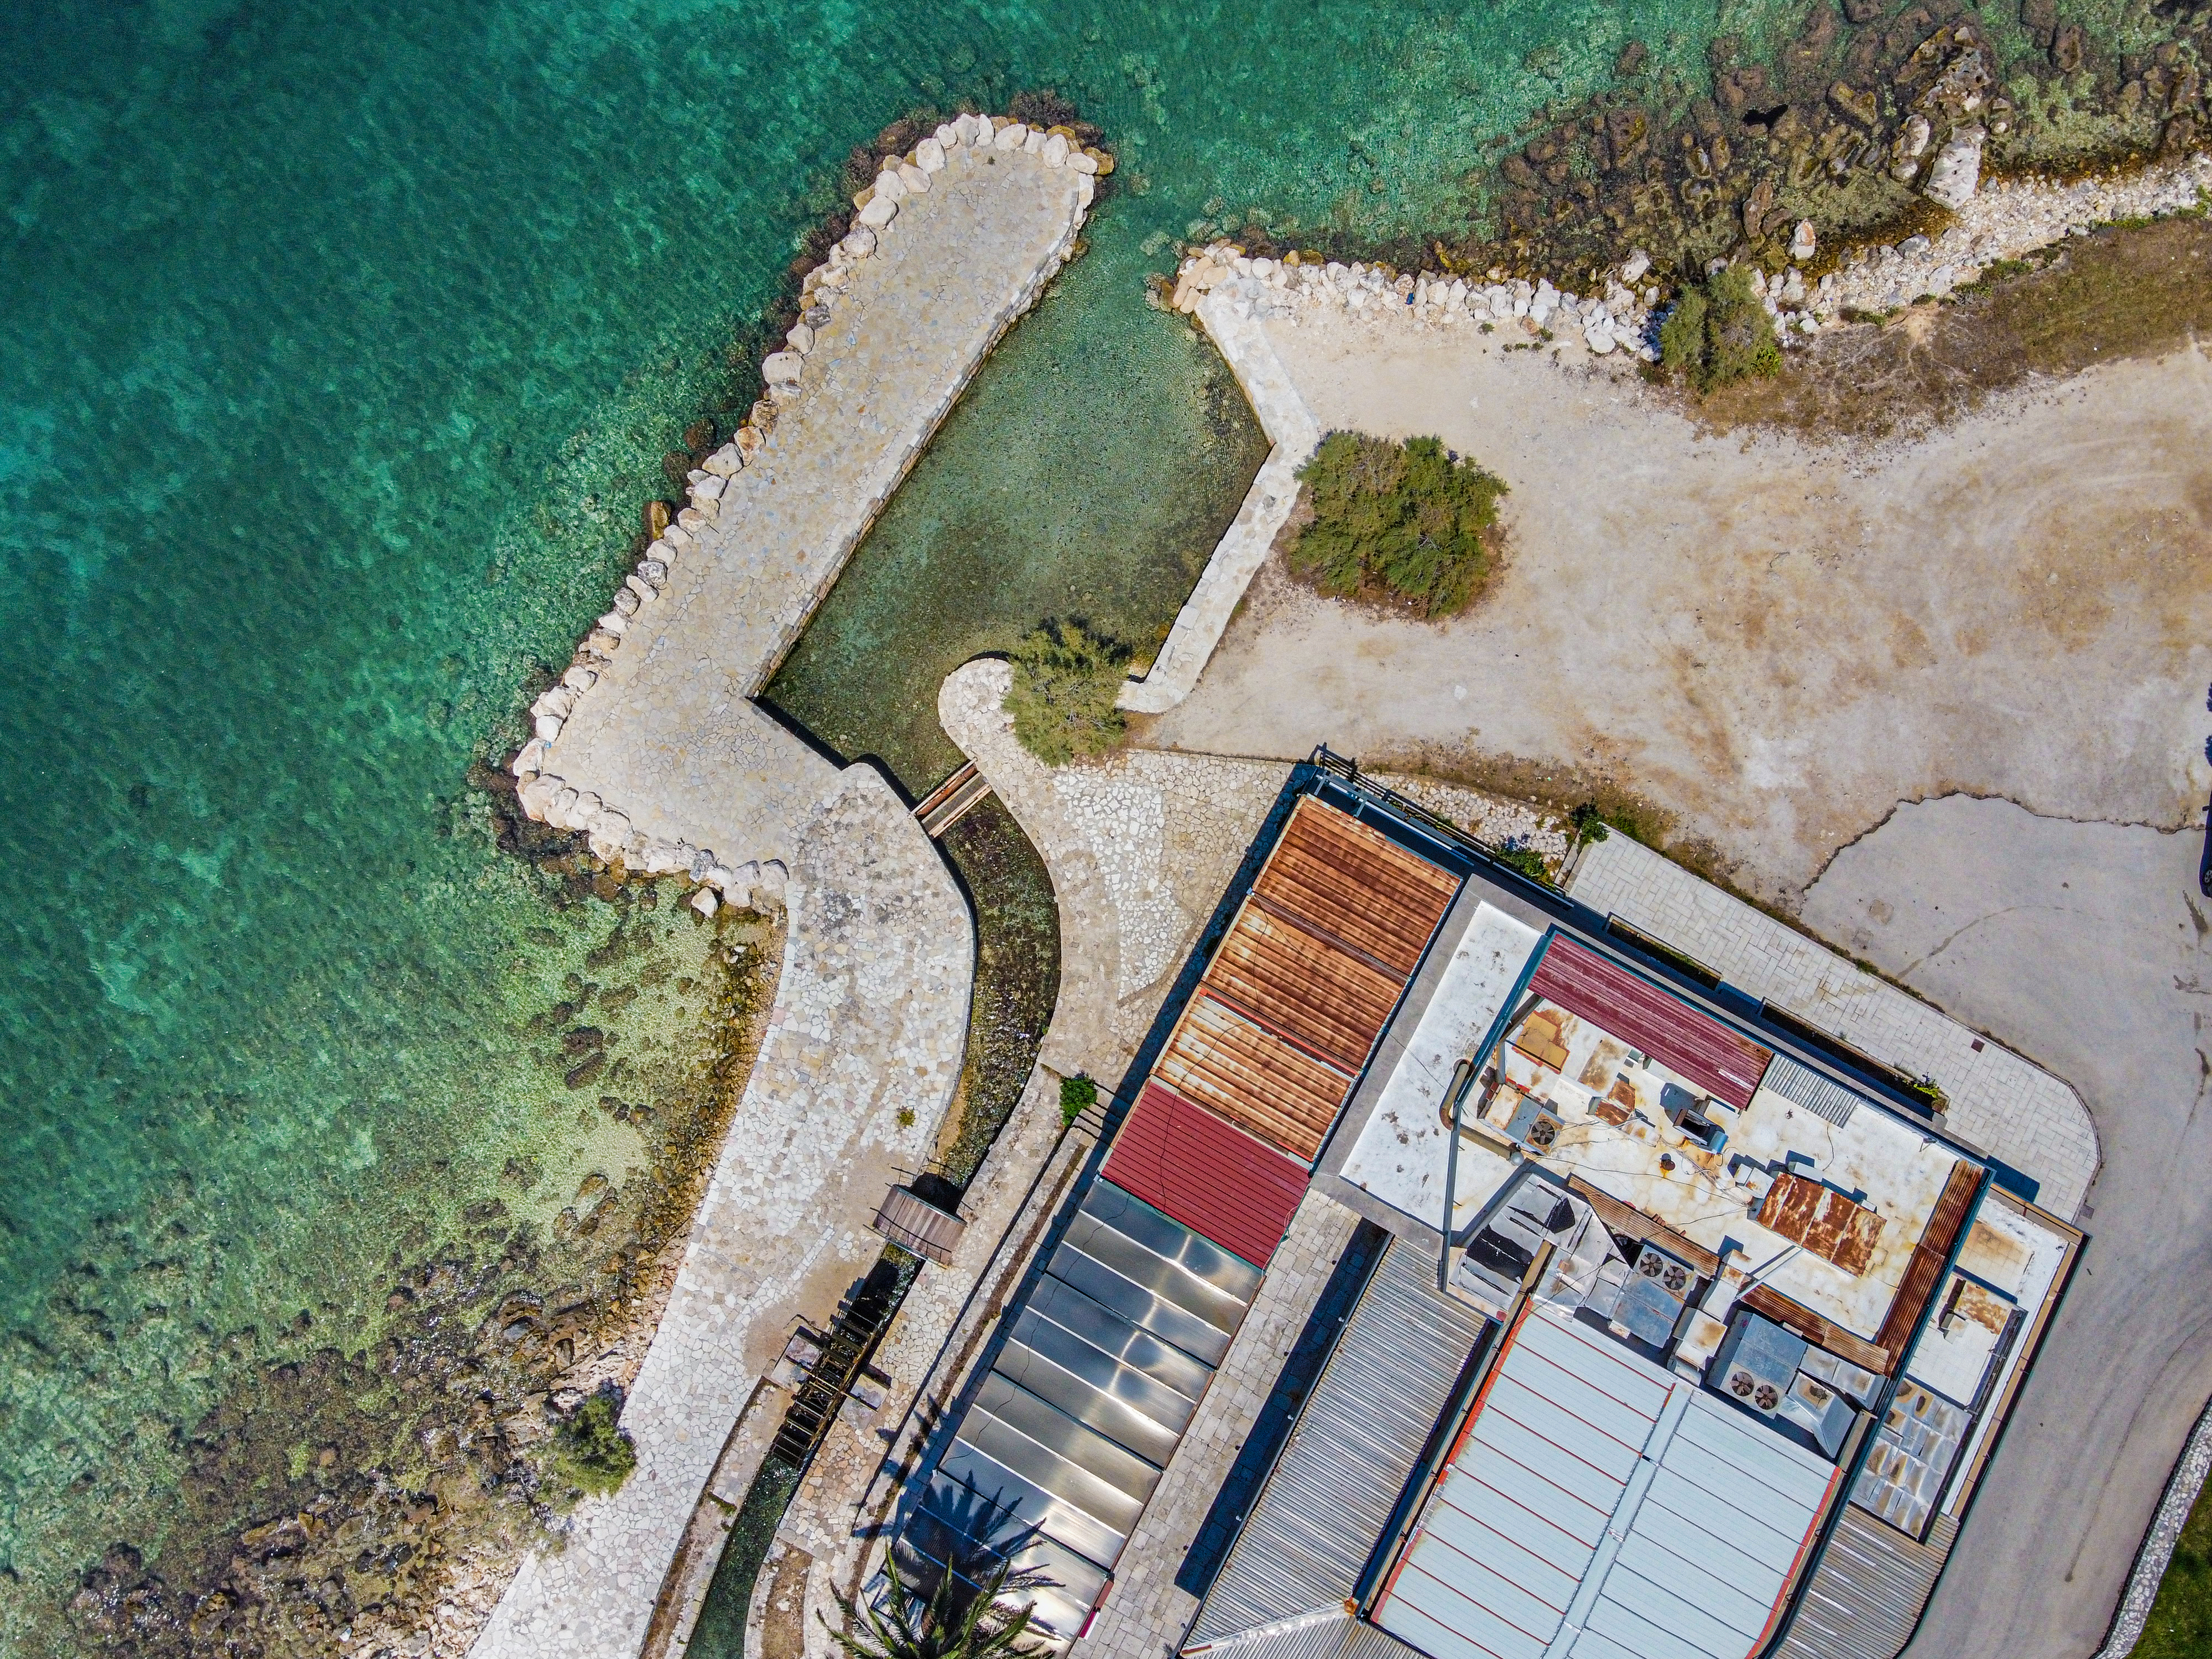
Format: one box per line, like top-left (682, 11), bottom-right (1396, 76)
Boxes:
top-left (547, 140), bottom-right (1086, 872)
top-left (1569, 830), bottom-right (2099, 1219)
top-left (469, 767), bottom-right (973, 1659)
top-left (1071, 1192), bottom-right (1362, 1659)
top-left (942, 660), bottom-right (1291, 1074)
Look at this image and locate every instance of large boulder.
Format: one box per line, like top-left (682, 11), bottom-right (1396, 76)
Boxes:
top-left (1923, 126), bottom-right (1985, 208)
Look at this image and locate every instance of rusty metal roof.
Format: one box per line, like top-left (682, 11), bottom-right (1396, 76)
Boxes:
top-left (1204, 901), bottom-right (1405, 1073)
top-left (1759, 1171), bottom-right (1888, 1278)
top-left (1155, 994), bottom-right (1353, 1164)
top-left (1102, 1083), bottom-right (1312, 1267)
top-left (1146, 798), bottom-right (1459, 1165)
top-left (1530, 935), bottom-right (1774, 1110)
top-left (1251, 798), bottom-right (1462, 979)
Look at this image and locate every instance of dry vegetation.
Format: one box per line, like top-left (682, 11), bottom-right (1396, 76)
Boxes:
top-left (1690, 212), bottom-right (2212, 440)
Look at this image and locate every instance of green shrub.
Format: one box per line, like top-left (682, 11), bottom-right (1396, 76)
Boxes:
top-left (1005, 621), bottom-right (1129, 766)
top-left (1491, 843), bottom-right (1552, 884)
top-left (1058, 1074), bottom-right (1098, 1125)
top-left (553, 1387), bottom-right (637, 1496)
top-left (1659, 267), bottom-right (1782, 391)
top-left (1288, 432), bottom-right (1508, 618)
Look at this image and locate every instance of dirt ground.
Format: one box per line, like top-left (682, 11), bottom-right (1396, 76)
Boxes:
top-left (1140, 312), bottom-right (2212, 902)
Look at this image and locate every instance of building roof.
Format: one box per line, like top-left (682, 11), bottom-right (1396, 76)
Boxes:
top-left (1191, 1237), bottom-right (1490, 1645)
top-left (1152, 797), bottom-right (1461, 1164)
top-left (1373, 1303), bottom-right (1839, 1659)
top-left (1529, 936), bottom-right (1773, 1110)
top-left (904, 1180), bottom-right (1262, 1639)
top-left (1104, 1083), bottom-right (1313, 1267)
top-left (1254, 799), bottom-right (1464, 978)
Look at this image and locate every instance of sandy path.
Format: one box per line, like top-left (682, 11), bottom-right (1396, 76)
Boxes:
top-left (1143, 319), bottom-right (2212, 900)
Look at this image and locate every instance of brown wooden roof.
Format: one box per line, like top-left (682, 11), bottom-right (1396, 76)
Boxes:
top-left (1204, 902), bottom-right (1405, 1073)
top-left (1250, 798), bottom-right (1462, 978)
top-left (1155, 994), bottom-right (1352, 1164)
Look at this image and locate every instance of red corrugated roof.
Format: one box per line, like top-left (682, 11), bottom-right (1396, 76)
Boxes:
top-left (1100, 1082), bottom-right (1310, 1268)
top-left (1528, 935), bottom-right (1773, 1110)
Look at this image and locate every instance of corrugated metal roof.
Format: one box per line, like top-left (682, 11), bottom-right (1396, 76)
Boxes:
top-left (1207, 901), bottom-right (1408, 1072)
top-left (1253, 798), bottom-right (1462, 979)
top-left (1190, 1608), bottom-right (1437, 1659)
top-left (1103, 1083), bottom-right (1313, 1268)
top-left (1762, 1056), bottom-right (1860, 1128)
top-left (1374, 1306), bottom-right (1839, 1659)
top-left (1530, 936), bottom-right (1773, 1110)
top-left (1768, 1509), bottom-right (1958, 1659)
top-left (1191, 1239), bottom-right (1490, 1644)
top-left (1156, 994), bottom-right (1355, 1162)
top-left (1189, 1608), bottom-right (1436, 1659)
top-left (1147, 798), bottom-right (1460, 1166)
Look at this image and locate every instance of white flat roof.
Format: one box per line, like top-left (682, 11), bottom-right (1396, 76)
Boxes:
top-left (1375, 1302), bottom-right (1839, 1659)
top-left (1339, 901), bottom-right (1542, 1232)
top-left (1343, 915), bottom-right (1968, 1340)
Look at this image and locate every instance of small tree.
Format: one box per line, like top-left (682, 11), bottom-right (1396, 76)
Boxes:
top-left (1005, 622), bottom-right (1129, 766)
top-left (1289, 433), bottom-right (1507, 617)
top-left (1058, 1074), bottom-right (1098, 1126)
top-left (553, 1386), bottom-right (637, 1496)
top-left (1659, 267), bottom-right (1781, 391)
top-left (829, 1551), bottom-right (1056, 1659)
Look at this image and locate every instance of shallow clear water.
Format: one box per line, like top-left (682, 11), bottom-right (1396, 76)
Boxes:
top-left (4, 0), bottom-right (1762, 1642)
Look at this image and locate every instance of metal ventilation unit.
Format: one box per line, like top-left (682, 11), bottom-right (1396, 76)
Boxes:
top-left (1713, 1310), bottom-right (1810, 1416)
top-left (1612, 1242), bottom-right (1696, 1348)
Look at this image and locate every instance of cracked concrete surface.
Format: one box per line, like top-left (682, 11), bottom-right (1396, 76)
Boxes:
top-left (1806, 796), bottom-right (2212, 1659)
top-left (1140, 321), bottom-right (2212, 900)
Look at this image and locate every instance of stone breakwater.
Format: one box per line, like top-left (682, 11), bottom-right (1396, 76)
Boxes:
top-left (504, 110), bottom-right (1107, 900)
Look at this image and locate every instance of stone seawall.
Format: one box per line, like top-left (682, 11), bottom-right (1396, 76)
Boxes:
top-left (504, 110), bottom-right (1106, 895)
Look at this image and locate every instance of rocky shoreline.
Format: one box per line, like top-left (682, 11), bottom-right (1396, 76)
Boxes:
top-left (1168, 148), bottom-right (2208, 368)
top-left (502, 111), bottom-right (1109, 914)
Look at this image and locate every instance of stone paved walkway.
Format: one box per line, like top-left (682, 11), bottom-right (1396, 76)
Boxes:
top-left (472, 766), bottom-right (972, 1658)
top-left (1569, 831), bottom-right (2099, 1218)
top-left (1120, 292), bottom-right (1317, 716)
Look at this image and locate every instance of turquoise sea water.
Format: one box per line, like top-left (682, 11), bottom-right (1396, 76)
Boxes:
top-left (4, 0), bottom-right (1760, 1645)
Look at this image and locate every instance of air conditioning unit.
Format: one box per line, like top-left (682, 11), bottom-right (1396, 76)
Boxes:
top-left (1503, 1092), bottom-right (1563, 1154)
top-left (1712, 1311), bottom-right (1809, 1417)
top-left (1613, 1244), bottom-right (1695, 1348)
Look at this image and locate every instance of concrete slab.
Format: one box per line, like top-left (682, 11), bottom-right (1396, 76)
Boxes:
top-left (1801, 796), bottom-right (2212, 1659)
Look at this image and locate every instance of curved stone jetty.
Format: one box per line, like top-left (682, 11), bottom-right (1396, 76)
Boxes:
top-left (468, 117), bottom-right (1097, 1659)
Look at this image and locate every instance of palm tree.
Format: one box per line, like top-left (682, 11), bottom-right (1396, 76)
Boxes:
top-left (827, 1548), bottom-right (1058, 1659)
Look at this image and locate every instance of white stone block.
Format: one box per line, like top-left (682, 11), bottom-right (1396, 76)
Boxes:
top-left (1042, 132), bottom-right (1068, 167)
top-left (1022, 127), bottom-right (1046, 154)
top-left (761, 350), bottom-right (804, 385)
top-left (994, 122), bottom-right (1026, 150)
top-left (923, 132), bottom-right (953, 164)
top-left (1068, 150), bottom-right (1098, 174)
top-left (857, 194), bottom-right (898, 230)
top-left (873, 169), bottom-right (906, 202)
top-left (898, 161), bottom-right (930, 194)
